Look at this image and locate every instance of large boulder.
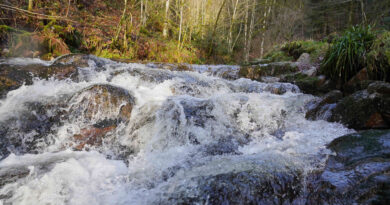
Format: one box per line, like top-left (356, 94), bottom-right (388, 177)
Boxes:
top-left (329, 81), bottom-right (390, 129)
top-left (281, 73), bottom-right (334, 95)
top-left (68, 84), bottom-right (135, 123)
top-left (0, 54), bottom-right (101, 98)
top-left (165, 168), bottom-right (302, 204)
top-left (67, 84), bottom-right (135, 150)
top-left (0, 102), bottom-right (63, 159)
top-left (307, 130), bottom-right (390, 204)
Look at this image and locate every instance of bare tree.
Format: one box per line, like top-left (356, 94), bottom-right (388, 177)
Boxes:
top-left (163, 0), bottom-right (170, 38)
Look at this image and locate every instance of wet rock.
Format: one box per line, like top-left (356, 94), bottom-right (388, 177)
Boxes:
top-left (180, 98), bottom-right (214, 128)
top-left (167, 169), bottom-right (302, 205)
top-left (67, 84), bottom-right (135, 150)
top-left (329, 83), bottom-right (390, 129)
top-left (306, 90), bottom-right (343, 120)
top-left (0, 102), bottom-right (63, 158)
top-left (52, 54), bottom-right (90, 67)
top-left (368, 81), bottom-right (390, 95)
top-left (73, 123), bottom-right (117, 151)
top-left (281, 73), bottom-right (334, 95)
top-left (203, 136), bottom-right (249, 156)
top-left (68, 84), bottom-right (135, 123)
top-left (47, 54), bottom-right (108, 80)
top-left (0, 55), bottom-right (99, 97)
top-left (0, 64), bottom-right (33, 98)
top-left (307, 130), bottom-right (390, 204)
top-left (146, 63), bottom-right (193, 72)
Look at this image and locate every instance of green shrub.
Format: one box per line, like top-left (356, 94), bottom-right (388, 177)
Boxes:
top-left (367, 31), bottom-right (390, 81)
top-left (321, 26), bottom-right (375, 84)
top-left (263, 40), bottom-right (328, 63)
top-left (263, 49), bottom-right (294, 62)
top-left (281, 40), bottom-right (328, 61)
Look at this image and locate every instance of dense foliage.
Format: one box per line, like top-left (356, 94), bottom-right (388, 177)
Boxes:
top-left (0, 0), bottom-right (389, 63)
top-left (367, 31), bottom-right (390, 81)
top-left (321, 26), bottom-right (376, 84)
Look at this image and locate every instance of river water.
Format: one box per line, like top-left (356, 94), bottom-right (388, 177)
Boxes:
top-left (0, 56), bottom-right (353, 204)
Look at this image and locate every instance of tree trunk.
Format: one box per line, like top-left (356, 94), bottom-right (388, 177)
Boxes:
top-left (245, 0), bottom-right (256, 62)
top-left (244, 0), bottom-right (249, 62)
top-left (260, 0), bottom-right (275, 58)
top-left (360, 0), bottom-right (367, 24)
top-left (228, 0), bottom-right (240, 55)
top-left (163, 0), bottom-right (170, 38)
top-left (114, 0), bottom-right (128, 44)
top-left (178, 0), bottom-right (183, 49)
top-left (208, 0), bottom-right (227, 57)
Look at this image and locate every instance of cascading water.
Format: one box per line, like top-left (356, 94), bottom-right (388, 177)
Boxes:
top-left (0, 55), bottom-right (353, 204)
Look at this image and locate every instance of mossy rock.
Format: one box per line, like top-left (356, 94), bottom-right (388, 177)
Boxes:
top-left (329, 84), bottom-right (390, 129)
top-left (281, 73), bottom-right (333, 95)
top-left (239, 62), bottom-right (299, 81)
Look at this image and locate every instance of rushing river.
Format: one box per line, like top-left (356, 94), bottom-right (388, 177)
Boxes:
top-left (0, 55), bottom-right (353, 204)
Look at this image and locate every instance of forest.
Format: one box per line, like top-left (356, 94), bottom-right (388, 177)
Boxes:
top-left (1, 0), bottom-right (389, 63)
top-left (1, 1), bottom-right (390, 204)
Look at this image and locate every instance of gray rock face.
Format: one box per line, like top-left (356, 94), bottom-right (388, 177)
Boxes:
top-left (307, 130), bottom-right (390, 204)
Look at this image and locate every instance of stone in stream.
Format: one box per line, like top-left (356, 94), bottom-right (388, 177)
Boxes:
top-left (73, 120), bottom-right (117, 151)
top-left (165, 169), bottom-right (302, 204)
top-left (68, 84), bottom-right (135, 150)
top-left (0, 102), bottom-right (64, 159)
top-left (0, 54), bottom-right (110, 98)
top-left (307, 130), bottom-right (390, 204)
top-left (329, 81), bottom-right (390, 129)
top-left (281, 73), bottom-right (334, 95)
top-left (68, 84), bottom-right (135, 123)
top-left (0, 64), bottom-right (34, 98)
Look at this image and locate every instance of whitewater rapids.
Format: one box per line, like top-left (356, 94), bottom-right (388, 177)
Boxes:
top-left (0, 56), bottom-right (353, 204)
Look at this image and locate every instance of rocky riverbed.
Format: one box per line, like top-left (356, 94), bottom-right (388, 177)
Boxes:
top-left (0, 54), bottom-right (389, 204)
